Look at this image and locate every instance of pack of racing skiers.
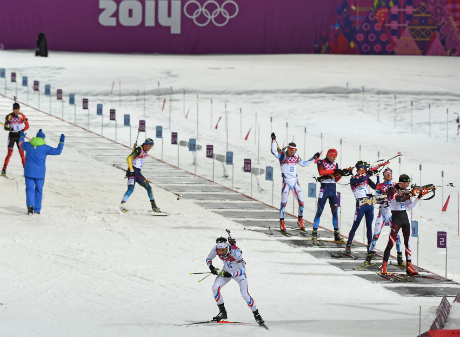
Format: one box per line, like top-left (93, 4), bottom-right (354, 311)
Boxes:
top-left (270, 132), bottom-right (430, 277)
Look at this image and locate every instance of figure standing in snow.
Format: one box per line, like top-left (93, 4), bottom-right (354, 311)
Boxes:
top-left (2, 103), bottom-right (29, 176)
top-left (345, 161), bottom-right (377, 254)
top-left (365, 168), bottom-right (404, 266)
top-left (380, 174), bottom-right (424, 276)
top-left (207, 236), bottom-right (265, 326)
top-left (270, 132), bottom-right (319, 231)
top-left (312, 149), bottom-right (350, 242)
top-left (19, 129), bottom-right (65, 214)
top-left (120, 138), bottom-right (161, 213)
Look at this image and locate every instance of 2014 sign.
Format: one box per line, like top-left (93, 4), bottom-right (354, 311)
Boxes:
top-left (99, 0), bottom-right (181, 33)
top-left (98, 0), bottom-right (239, 34)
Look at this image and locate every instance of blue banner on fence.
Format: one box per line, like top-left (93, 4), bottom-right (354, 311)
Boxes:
top-left (69, 94), bottom-right (75, 105)
top-left (226, 151), bottom-right (233, 165)
top-left (156, 126), bottom-right (163, 139)
top-left (0, 69), bottom-right (5, 78)
top-left (124, 114), bottom-right (130, 126)
top-left (411, 221), bottom-right (418, 238)
top-left (45, 84), bottom-right (50, 96)
top-left (22, 76), bottom-right (28, 87)
top-left (265, 166), bottom-right (273, 181)
top-left (189, 139), bottom-right (196, 151)
top-left (97, 104), bottom-right (103, 115)
top-left (308, 183), bottom-right (317, 198)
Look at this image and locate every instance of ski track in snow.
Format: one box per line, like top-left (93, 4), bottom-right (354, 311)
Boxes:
top-left (0, 51), bottom-right (459, 336)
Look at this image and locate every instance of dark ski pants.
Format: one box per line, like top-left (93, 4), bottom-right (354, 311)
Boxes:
top-left (313, 183), bottom-right (338, 229)
top-left (122, 169), bottom-right (154, 202)
top-left (4, 132), bottom-right (25, 169)
top-left (383, 211), bottom-right (412, 262)
top-left (347, 201), bottom-right (373, 244)
top-left (25, 177), bottom-right (45, 213)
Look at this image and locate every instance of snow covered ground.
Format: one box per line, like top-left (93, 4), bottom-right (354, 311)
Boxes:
top-left (0, 50), bottom-right (460, 336)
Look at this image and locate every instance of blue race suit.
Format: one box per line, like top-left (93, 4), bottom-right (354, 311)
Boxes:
top-left (347, 174), bottom-right (376, 244)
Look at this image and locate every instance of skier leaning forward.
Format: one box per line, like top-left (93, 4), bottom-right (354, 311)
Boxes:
top-left (207, 237), bottom-right (265, 326)
top-left (120, 138), bottom-right (161, 213)
top-left (381, 174), bottom-right (425, 276)
top-left (270, 132), bottom-right (319, 231)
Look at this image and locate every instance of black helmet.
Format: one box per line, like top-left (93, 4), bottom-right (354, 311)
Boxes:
top-left (399, 174), bottom-right (411, 182)
top-left (216, 237), bottom-right (227, 244)
top-left (13, 103), bottom-right (20, 109)
top-left (355, 161), bottom-right (369, 169)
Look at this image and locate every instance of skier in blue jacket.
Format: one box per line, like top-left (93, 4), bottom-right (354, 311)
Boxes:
top-left (19, 129), bottom-right (65, 214)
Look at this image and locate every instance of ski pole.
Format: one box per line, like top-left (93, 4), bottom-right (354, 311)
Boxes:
top-left (133, 128), bottom-right (141, 150)
top-left (190, 272), bottom-right (212, 275)
top-left (113, 164), bottom-right (183, 200)
top-left (198, 273), bottom-right (212, 282)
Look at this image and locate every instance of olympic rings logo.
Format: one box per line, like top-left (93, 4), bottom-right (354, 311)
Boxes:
top-left (184, 1), bottom-right (239, 27)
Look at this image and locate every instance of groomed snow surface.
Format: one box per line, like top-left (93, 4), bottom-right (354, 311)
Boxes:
top-left (0, 51), bottom-right (460, 336)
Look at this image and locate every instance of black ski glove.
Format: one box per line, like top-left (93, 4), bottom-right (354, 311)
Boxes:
top-left (312, 152), bottom-right (320, 160)
top-left (220, 270), bottom-right (232, 278)
top-left (126, 170), bottom-right (135, 178)
top-left (333, 168), bottom-right (343, 175)
top-left (271, 132), bottom-right (276, 140)
top-left (209, 265), bottom-right (219, 275)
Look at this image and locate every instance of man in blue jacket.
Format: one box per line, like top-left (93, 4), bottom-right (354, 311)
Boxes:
top-left (19, 129), bottom-right (65, 214)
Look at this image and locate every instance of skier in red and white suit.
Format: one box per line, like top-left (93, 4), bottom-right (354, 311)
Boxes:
top-left (381, 174), bottom-right (423, 276)
top-left (270, 133), bottom-right (319, 231)
top-left (2, 102), bottom-right (29, 175)
top-left (366, 168), bottom-right (403, 265)
top-left (206, 237), bottom-right (264, 325)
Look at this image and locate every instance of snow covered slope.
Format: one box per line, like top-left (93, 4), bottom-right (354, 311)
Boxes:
top-left (0, 51), bottom-right (459, 336)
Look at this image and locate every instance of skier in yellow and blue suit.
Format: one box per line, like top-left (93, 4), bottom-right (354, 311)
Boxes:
top-left (120, 138), bottom-right (161, 213)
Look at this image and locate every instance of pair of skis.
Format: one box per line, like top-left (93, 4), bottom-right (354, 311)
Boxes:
top-left (328, 250), bottom-right (358, 260)
top-left (377, 272), bottom-right (415, 282)
top-left (120, 206), bottom-right (178, 216)
top-left (179, 320), bottom-right (268, 330)
top-left (377, 272), bottom-right (438, 282)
